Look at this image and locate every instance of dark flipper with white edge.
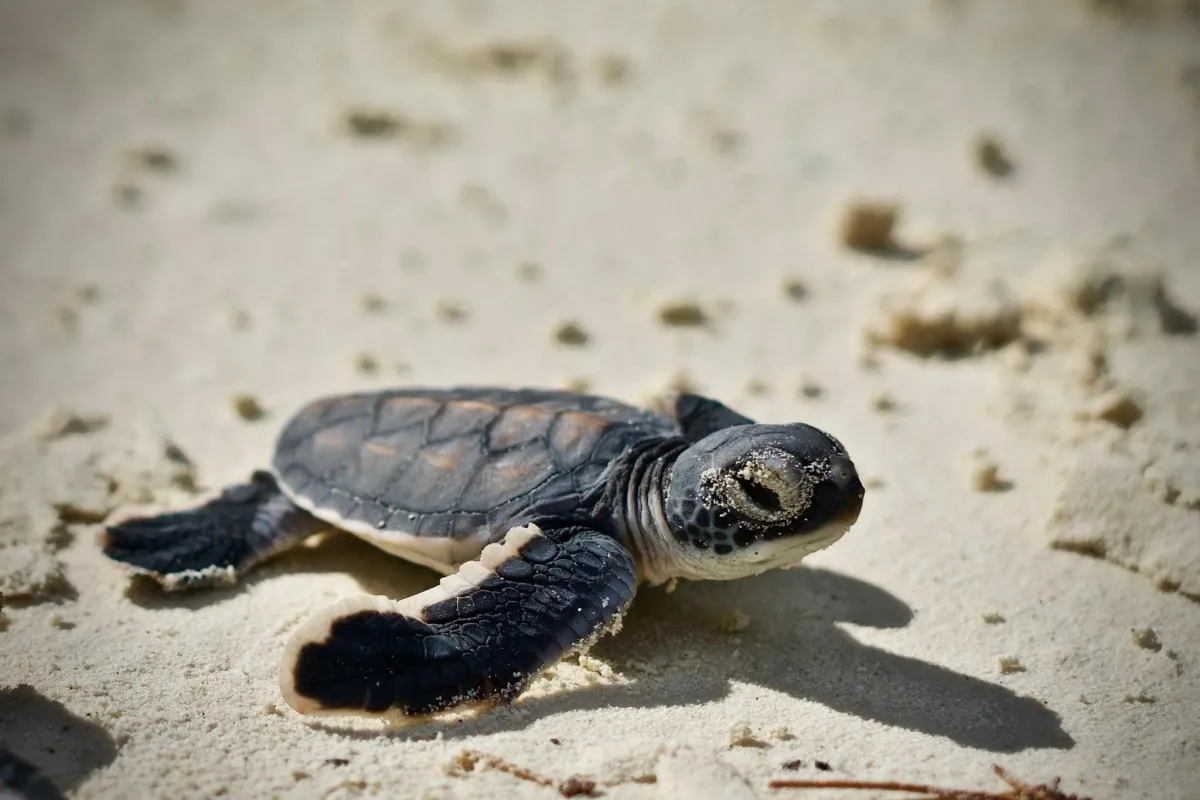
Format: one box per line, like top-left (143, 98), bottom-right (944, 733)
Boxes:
top-left (101, 470), bottom-right (328, 591)
top-left (279, 522), bottom-right (637, 718)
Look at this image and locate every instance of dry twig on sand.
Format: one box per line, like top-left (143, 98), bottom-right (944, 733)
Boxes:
top-left (456, 749), bottom-right (600, 797)
top-left (769, 764), bottom-right (1092, 800)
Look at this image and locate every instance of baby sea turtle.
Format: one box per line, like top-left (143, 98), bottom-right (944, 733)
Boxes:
top-left (102, 387), bottom-right (865, 719)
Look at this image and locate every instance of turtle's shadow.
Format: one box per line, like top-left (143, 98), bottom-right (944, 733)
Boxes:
top-left (115, 535), bottom-right (1073, 753)
top-left (313, 567), bottom-right (1073, 754)
top-left (609, 570), bottom-right (1074, 753)
top-left (0, 684), bottom-right (119, 793)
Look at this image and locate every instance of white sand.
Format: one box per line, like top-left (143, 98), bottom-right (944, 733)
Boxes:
top-left (2, 1), bottom-right (1199, 798)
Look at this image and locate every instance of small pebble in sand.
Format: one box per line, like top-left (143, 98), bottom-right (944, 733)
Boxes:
top-left (781, 278), bottom-right (809, 301)
top-left (344, 110), bottom-right (400, 138)
top-left (869, 392), bottom-right (896, 412)
top-left (554, 321), bottom-right (589, 346)
top-left (798, 379), bottom-right (823, 399)
top-left (53, 305), bottom-right (79, 335)
top-left (563, 377), bottom-right (591, 393)
top-left (781, 759), bottom-right (804, 771)
top-left (973, 134), bottom-right (1015, 178)
top-left (134, 147), bottom-right (179, 173)
top-left (768, 726), bottom-right (794, 741)
top-left (35, 407), bottom-right (110, 441)
top-left (839, 200), bottom-right (899, 251)
top-left (1131, 628), bottom-right (1162, 652)
top-left (857, 350), bottom-right (882, 371)
top-left (518, 261), bottom-right (542, 283)
top-left (969, 457), bottom-right (1006, 492)
top-left (597, 54), bottom-right (632, 86)
top-left (717, 610), bottom-right (751, 634)
top-left (360, 292), bottom-right (387, 314)
top-left (998, 656), bottom-right (1026, 675)
top-left (113, 183), bottom-right (142, 208)
top-left (459, 184), bottom-right (508, 221)
top-left (657, 301), bottom-right (709, 327)
top-left (727, 723), bottom-right (760, 748)
top-left (983, 612), bottom-right (1006, 625)
top-left (437, 300), bottom-right (468, 324)
top-left (686, 108), bottom-right (743, 156)
top-left (232, 394), bottom-right (266, 422)
top-left (354, 353), bottom-right (380, 374)
top-left (744, 379), bottom-right (769, 397)
top-left (1078, 389), bottom-right (1142, 429)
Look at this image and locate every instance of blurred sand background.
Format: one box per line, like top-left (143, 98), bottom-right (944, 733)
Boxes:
top-left (2, 1), bottom-right (1199, 798)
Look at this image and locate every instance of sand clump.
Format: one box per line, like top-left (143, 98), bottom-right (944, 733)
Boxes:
top-left (862, 241), bottom-right (1200, 601)
top-left (0, 411), bottom-right (199, 604)
top-left (839, 200), bottom-right (901, 252)
top-left (864, 242), bottom-right (1196, 358)
top-left (864, 273), bottom-right (1023, 357)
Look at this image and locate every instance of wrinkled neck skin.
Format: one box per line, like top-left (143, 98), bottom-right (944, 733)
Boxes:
top-left (605, 437), bottom-right (719, 586)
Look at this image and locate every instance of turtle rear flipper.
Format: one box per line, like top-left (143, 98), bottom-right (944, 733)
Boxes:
top-left (102, 471), bottom-right (328, 591)
top-left (279, 522), bottom-right (637, 718)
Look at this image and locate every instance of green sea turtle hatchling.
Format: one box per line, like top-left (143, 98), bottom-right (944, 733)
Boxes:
top-left (102, 387), bottom-right (865, 719)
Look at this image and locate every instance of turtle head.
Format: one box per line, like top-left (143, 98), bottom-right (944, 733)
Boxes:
top-left (659, 423), bottom-right (865, 581)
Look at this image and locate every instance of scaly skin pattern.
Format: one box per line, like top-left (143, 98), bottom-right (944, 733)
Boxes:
top-left (282, 523), bottom-right (636, 716)
top-left (101, 471), bottom-right (328, 590)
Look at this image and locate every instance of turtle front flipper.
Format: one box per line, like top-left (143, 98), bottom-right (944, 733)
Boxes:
top-left (670, 393), bottom-right (755, 440)
top-left (101, 470), bottom-right (329, 591)
top-left (279, 522), bottom-right (637, 718)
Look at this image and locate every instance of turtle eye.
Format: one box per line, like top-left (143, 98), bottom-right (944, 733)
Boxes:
top-left (735, 475), bottom-right (782, 513)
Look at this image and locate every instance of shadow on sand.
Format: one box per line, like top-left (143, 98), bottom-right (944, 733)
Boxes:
top-left (0, 684), bottom-right (119, 795)
top-left (115, 531), bottom-right (1073, 754)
